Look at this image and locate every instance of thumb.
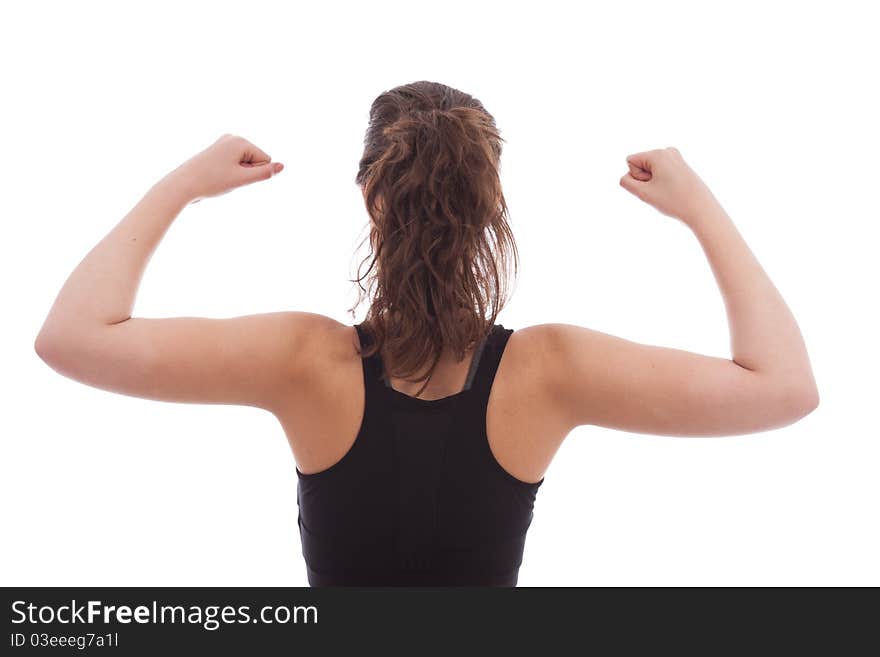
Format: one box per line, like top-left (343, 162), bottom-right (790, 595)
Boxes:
top-left (619, 171), bottom-right (647, 198)
top-left (626, 151), bottom-right (655, 175)
top-left (626, 161), bottom-right (652, 182)
top-left (241, 161), bottom-right (285, 183)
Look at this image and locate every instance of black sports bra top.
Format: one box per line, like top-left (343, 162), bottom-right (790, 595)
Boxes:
top-left (295, 323), bottom-right (544, 586)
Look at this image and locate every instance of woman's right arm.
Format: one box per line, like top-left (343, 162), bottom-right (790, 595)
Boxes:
top-left (538, 147), bottom-right (819, 436)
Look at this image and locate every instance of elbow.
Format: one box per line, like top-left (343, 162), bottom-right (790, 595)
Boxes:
top-left (34, 330), bottom-right (54, 362)
top-left (34, 328), bottom-right (68, 368)
top-left (801, 386), bottom-right (820, 415)
top-left (779, 380), bottom-right (820, 423)
top-left (792, 391), bottom-right (819, 421)
top-left (794, 373), bottom-right (820, 416)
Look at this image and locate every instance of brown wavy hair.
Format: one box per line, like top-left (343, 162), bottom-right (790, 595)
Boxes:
top-left (348, 81), bottom-right (518, 397)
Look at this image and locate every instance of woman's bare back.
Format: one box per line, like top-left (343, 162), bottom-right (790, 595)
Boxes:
top-left (273, 324), bottom-right (567, 485)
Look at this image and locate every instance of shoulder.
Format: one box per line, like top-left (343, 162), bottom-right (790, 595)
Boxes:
top-left (288, 315), bottom-right (364, 383)
top-left (249, 312), bottom-right (353, 411)
top-left (285, 312), bottom-right (355, 365)
top-left (495, 323), bottom-right (564, 394)
top-left (503, 323), bottom-right (563, 370)
top-left (500, 323), bottom-right (594, 427)
top-left (249, 312), bottom-right (353, 388)
top-left (506, 322), bottom-right (617, 395)
top-left (507, 322), bottom-right (603, 369)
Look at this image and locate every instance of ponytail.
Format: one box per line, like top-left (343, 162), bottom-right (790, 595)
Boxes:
top-left (350, 82), bottom-right (518, 397)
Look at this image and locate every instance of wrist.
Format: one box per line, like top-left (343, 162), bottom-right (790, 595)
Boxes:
top-left (681, 195), bottom-right (727, 232)
top-left (152, 169), bottom-right (200, 207)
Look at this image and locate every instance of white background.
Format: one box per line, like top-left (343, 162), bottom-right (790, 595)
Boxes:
top-left (2, 0), bottom-right (877, 586)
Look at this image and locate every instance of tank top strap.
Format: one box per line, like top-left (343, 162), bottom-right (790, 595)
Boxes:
top-left (468, 324), bottom-right (514, 402)
top-left (355, 322), bottom-right (512, 401)
top-left (354, 323), bottom-right (386, 392)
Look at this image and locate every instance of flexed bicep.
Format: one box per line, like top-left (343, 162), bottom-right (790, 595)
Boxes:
top-left (537, 323), bottom-right (816, 437)
top-left (35, 311), bottom-right (341, 412)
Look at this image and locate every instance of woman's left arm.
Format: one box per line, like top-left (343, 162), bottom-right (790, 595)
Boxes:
top-left (34, 134), bottom-right (338, 412)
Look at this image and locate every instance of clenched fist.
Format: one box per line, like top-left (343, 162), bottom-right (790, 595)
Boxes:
top-left (620, 147), bottom-right (720, 226)
top-left (165, 134), bottom-right (285, 203)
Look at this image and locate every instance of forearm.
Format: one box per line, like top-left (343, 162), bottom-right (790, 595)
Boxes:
top-left (688, 201), bottom-right (817, 394)
top-left (37, 174), bottom-right (191, 340)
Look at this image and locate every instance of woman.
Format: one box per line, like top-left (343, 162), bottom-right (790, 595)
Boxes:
top-left (34, 81), bottom-right (819, 586)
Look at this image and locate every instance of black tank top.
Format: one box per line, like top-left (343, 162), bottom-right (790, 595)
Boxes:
top-left (295, 323), bottom-right (544, 586)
